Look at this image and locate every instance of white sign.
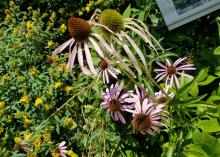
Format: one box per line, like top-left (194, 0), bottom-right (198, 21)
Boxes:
top-left (156, 0), bottom-right (220, 30)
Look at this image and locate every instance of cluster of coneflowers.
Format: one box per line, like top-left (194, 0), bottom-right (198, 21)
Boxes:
top-left (52, 9), bottom-right (195, 135)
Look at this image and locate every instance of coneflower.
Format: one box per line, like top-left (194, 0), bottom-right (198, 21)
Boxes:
top-left (154, 57), bottom-right (196, 88)
top-left (92, 9), bottom-right (158, 74)
top-left (101, 82), bottom-right (134, 124)
top-left (131, 98), bottom-right (167, 135)
top-left (52, 17), bottom-right (113, 75)
top-left (53, 141), bottom-right (67, 157)
top-left (96, 58), bottom-right (121, 84)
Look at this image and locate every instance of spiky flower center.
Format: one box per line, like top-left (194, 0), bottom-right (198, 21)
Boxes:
top-left (99, 9), bottom-right (124, 33)
top-left (109, 99), bottom-right (121, 111)
top-left (68, 17), bottom-right (92, 41)
top-left (157, 96), bottom-right (167, 104)
top-left (167, 66), bottom-right (176, 75)
top-left (99, 60), bottom-right (108, 70)
top-left (132, 113), bottom-right (152, 132)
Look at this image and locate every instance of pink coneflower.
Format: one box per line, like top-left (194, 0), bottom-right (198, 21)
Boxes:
top-left (53, 141), bottom-right (67, 157)
top-left (96, 59), bottom-right (121, 84)
top-left (101, 83), bottom-right (134, 124)
top-left (131, 98), bottom-right (167, 135)
top-left (154, 57), bottom-right (195, 88)
top-left (52, 17), bottom-right (113, 75)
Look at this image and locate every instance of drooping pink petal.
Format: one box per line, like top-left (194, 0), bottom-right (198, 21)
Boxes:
top-left (52, 38), bottom-right (74, 56)
top-left (156, 61), bottom-right (167, 69)
top-left (84, 41), bottom-right (97, 75)
top-left (173, 57), bottom-right (187, 66)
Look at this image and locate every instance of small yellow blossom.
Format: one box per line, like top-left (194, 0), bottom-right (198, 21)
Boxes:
top-left (65, 86), bottom-right (73, 93)
top-left (33, 136), bottom-right (42, 150)
top-left (44, 103), bottom-right (50, 110)
top-left (13, 28), bottom-right (19, 35)
top-left (42, 132), bottom-right (51, 143)
top-left (26, 21), bottom-right (34, 30)
top-left (24, 132), bottom-right (32, 140)
top-left (22, 15), bottom-right (27, 20)
top-left (0, 101), bottom-right (4, 117)
top-left (59, 24), bottom-right (67, 33)
top-left (67, 150), bottom-right (78, 157)
top-left (85, 6), bottom-right (90, 13)
top-left (48, 41), bottom-right (55, 47)
top-left (14, 137), bottom-right (22, 144)
top-left (24, 116), bottom-right (31, 127)
top-left (20, 96), bottom-right (31, 104)
top-left (0, 101), bottom-right (5, 108)
top-left (54, 82), bottom-right (62, 89)
top-left (17, 76), bottom-right (25, 81)
top-left (79, 11), bottom-right (83, 16)
top-left (25, 33), bottom-right (33, 39)
top-left (28, 67), bottom-right (38, 76)
top-left (27, 152), bottom-right (38, 157)
top-left (35, 98), bottom-right (43, 107)
top-left (47, 22), bottom-right (54, 29)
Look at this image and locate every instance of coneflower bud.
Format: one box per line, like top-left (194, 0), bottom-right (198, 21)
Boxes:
top-left (68, 17), bottom-right (92, 41)
top-left (99, 9), bottom-right (124, 33)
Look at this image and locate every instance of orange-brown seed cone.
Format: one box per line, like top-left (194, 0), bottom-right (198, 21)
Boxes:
top-left (68, 17), bottom-right (92, 41)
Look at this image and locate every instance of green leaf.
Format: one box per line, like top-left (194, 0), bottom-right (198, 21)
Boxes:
top-left (207, 95), bottom-right (220, 103)
top-left (123, 5), bottom-right (131, 18)
top-left (198, 118), bottom-right (220, 132)
top-left (214, 46), bottom-right (220, 55)
top-left (178, 68), bottom-right (207, 97)
top-left (189, 82), bottom-right (199, 96)
top-left (198, 75), bottom-right (217, 86)
top-left (138, 11), bottom-right (145, 22)
top-left (184, 144), bottom-right (209, 157)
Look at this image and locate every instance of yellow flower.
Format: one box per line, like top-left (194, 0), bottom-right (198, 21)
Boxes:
top-left (22, 15), bottom-right (27, 20)
top-left (20, 96), bottom-right (31, 104)
top-left (27, 152), bottom-right (37, 157)
top-left (17, 76), bottom-right (25, 81)
top-left (47, 22), bottom-right (54, 29)
top-left (24, 132), bottom-right (32, 140)
top-left (42, 132), bottom-right (51, 143)
top-left (48, 41), bottom-right (55, 47)
top-left (25, 33), bottom-right (33, 39)
top-left (28, 67), bottom-right (38, 76)
top-left (13, 28), bottom-right (19, 35)
top-left (85, 6), bottom-right (90, 13)
top-left (67, 150), bottom-right (78, 157)
top-left (14, 137), bottom-right (22, 144)
top-left (35, 98), bottom-right (43, 107)
top-left (26, 21), bottom-right (34, 30)
top-left (79, 11), bottom-right (83, 16)
top-left (33, 136), bottom-right (42, 150)
top-left (0, 101), bottom-right (5, 108)
top-left (44, 103), bottom-right (50, 110)
top-left (54, 82), bottom-right (62, 89)
top-left (65, 86), bottom-right (73, 93)
top-left (59, 24), bottom-right (67, 33)
top-left (24, 116), bottom-right (31, 126)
